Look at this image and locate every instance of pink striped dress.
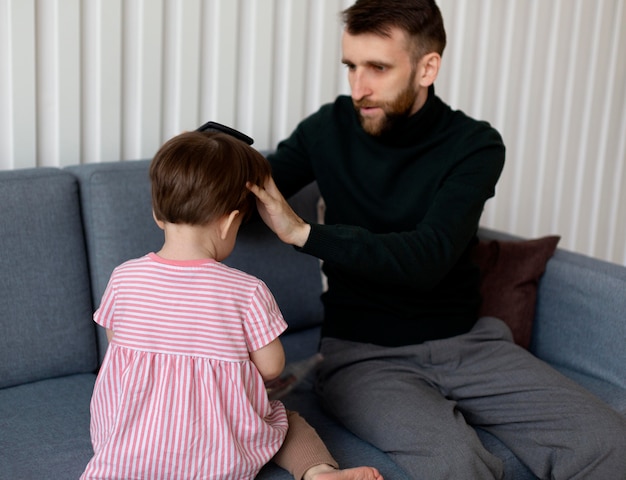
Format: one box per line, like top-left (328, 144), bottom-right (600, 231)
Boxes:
top-left (81, 253), bottom-right (289, 480)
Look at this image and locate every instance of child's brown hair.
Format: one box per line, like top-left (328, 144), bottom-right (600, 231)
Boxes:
top-left (150, 130), bottom-right (271, 225)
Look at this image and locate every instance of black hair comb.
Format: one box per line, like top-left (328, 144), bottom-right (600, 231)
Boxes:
top-left (196, 121), bottom-right (254, 146)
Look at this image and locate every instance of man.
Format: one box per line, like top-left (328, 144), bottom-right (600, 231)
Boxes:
top-left (248, 0), bottom-right (626, 478)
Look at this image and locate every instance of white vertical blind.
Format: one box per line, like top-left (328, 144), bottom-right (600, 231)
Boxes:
top-left (0, 0), bottom-right (13, 164)
top-left (0, 0), bottom-right (625, 265)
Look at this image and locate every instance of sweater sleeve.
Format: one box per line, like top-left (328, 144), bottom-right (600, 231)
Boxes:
top-left (94, 271), bottom-right (117, 330)
top-left (300, 136), bottom-right (505, 291)
top-left (267, 106), bottom-right (330, 199)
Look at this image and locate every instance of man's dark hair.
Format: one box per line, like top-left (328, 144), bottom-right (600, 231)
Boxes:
top-left (342, 0), bottom-right (446, 60)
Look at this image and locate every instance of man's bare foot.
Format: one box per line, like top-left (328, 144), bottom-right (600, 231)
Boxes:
top-left (304, 464), bottom-right (383, 480)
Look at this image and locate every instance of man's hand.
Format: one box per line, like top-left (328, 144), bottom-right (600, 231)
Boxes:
top-left (247, 177), bottom-right (311, 248)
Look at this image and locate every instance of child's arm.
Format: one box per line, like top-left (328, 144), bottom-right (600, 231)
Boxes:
top-left (105, 328), bottom-right (114, 342)
top-left (249, 338), bottom-right (285, 382)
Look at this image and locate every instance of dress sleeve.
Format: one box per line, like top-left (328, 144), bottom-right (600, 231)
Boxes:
top-left (93, 274), bottom-right (117, 330)
top-left (243, 280), bottom-right (288, 353)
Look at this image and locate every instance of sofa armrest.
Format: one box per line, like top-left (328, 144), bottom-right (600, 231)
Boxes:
top-left (532, 248), bottom-right (626, 391)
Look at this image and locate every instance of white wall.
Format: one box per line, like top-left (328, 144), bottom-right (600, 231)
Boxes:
top-left (1, 0), bottom-right (625, 265)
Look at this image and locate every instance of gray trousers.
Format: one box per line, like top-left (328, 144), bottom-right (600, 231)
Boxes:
top-left (316, 317), bottom-right (626, 480)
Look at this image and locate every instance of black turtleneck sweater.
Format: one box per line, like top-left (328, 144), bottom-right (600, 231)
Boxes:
top-left (268, 87), bottom-right (505, 347)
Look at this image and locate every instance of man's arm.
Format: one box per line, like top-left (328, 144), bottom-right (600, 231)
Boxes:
top-left (257, 99), bottom-right (504, 291)
top-left (247, 177), bottom-right (311, 248)
top-left (304, 146), bottom-right (503, 290)
top-left (251, 143), bottom-right (504, 291)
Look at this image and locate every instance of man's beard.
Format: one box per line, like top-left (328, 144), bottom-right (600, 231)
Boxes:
top-left (354, 79), bottom-right (418, 136)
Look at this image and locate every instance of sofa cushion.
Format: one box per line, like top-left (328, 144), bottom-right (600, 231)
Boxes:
top-left (0, 373), bottom-right (96, 479)
top-left (66, 161), bottom-right (162, 306)
top-left (471, 236), bottom-right (560, 349)
top-left (0, 169), bottom-right (97, 388)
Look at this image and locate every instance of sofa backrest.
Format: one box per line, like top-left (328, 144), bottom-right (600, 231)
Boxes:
top-left (67, 161), bottom-right (164, 360)
top-left (532, 248), bottom-right (626, 390)
top-left (0, 168), bottom-right (97, 388)
top-left (68, 160), bottom-right (324, 363)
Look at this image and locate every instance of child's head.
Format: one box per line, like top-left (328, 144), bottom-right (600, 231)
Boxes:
top-left (150, 130), bottom-right (271, 225)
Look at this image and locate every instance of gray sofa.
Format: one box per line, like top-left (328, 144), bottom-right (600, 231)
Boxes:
top-left (1, 159), bottom-right (625, 480)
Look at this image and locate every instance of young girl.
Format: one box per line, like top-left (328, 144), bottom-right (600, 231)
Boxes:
top-left (81, 130), bottom-right (383, 480)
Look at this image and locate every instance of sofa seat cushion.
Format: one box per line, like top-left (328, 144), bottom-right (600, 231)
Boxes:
top-left (0, 373), bottom-right (96, 479)
top-left (0, 169), bottom-right (97, 388)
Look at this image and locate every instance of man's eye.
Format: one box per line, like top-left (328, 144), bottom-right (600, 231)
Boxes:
top-left (373, 65), bottom-right (386, 72)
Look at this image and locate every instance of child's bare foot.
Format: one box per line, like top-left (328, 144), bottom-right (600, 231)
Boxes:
top-left (305, 464), bottom-right (383, 480)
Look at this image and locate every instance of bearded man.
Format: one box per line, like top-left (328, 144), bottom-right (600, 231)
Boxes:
top-left (248, 1), bottom-right (626, 478)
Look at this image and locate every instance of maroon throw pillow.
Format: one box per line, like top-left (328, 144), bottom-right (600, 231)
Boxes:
top-left (471, 236), bottom-right (560, 349)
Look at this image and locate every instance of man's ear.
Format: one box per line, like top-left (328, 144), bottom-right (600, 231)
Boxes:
top-left (219, 210), bottom-right (240, 240)
top-left (417, 52), bottom-right (441, 87)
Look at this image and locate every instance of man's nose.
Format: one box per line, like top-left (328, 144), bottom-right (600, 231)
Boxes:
top-left (350, 70), bottom-right (371, 101)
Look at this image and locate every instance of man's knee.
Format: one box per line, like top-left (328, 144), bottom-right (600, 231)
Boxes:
top-left (548, 413), bottom-right (626, 479)
top-left (578, 422), bottom-right (626, 478)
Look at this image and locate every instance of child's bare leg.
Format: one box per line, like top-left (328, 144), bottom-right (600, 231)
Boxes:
top-left (273, 410), bottom-right (383, 480)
